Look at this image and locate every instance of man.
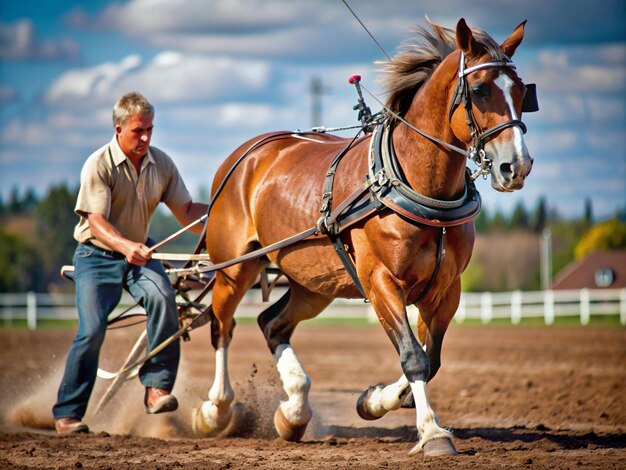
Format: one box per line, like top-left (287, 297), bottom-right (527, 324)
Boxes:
top-left (53, 92), bottom-right (208, 436)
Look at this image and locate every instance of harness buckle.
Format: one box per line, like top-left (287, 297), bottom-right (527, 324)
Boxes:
top-left (375, 169), bottom-right (388, 188)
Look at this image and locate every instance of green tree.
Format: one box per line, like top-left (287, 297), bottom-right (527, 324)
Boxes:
top-left (509, 201), bottom-right (530, 231)
top-left (8, 186), bottom-right (22, 214)
top-left (0, 230), bottom-right (40, 292)
top-left (574, 219), bottom-right (626, 259)
top-left (531, 196), bottom-right (547, 233)
top-left (22, 187), bottom-right (39, 213)
top-left (490, 207), bottom-right (508, 231)
top-left (34, 183), bottom-right (79, 288)
top-left (473, 207), bottom-right (490, 233)
top-left (583, 197), bottom-right (593, 227)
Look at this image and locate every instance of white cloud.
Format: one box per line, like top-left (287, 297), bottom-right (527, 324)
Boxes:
top-left (0, 18), bottom-right (78, 61)
top-left (42, 52), bottom-right (272, 107)
top-left (1, 110), bottom-right (110, 150)
top-left (533, 45), bottom-right (626, 93)
top-left (44, 55), bottom-right (142, 104)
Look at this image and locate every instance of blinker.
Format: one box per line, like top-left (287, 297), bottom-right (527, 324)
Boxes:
top-left (522, 83), bottom-right (539, 113)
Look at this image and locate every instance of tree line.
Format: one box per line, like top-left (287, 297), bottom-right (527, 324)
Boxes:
top-left (1, 185), bottom-right (624, 293)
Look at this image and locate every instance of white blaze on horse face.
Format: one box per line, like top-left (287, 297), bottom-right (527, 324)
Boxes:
top-left (274, 344), bottom-right (313, 425)
top-left (486, 73), bottom-right (531, 191)
top-left (496, 74), bottom-right (525, 152)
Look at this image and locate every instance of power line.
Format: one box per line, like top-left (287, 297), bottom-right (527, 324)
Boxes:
top-left (340, 0), bottom-right (392, 61)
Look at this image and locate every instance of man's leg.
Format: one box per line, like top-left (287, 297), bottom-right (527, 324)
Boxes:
top-left (53, 244), bottom-right (125, 421)
top-left (126, 257), bottom-right (180, 394)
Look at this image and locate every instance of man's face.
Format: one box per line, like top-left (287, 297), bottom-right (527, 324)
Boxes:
top-left (116, 114), bottom-right (154, 159)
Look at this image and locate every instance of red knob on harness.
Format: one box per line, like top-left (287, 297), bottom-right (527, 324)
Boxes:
top-left (348, 75), bottom-right (361, 84)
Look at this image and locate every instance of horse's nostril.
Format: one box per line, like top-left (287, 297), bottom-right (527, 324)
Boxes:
top-left (500, 163), bottom-right (513, 177)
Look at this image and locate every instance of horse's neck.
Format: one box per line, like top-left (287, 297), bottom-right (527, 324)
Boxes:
top-left (393, 74), bottom-right (467, 200)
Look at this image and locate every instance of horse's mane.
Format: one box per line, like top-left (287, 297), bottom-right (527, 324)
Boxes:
top-left (379, 18), bottom-right (506, 118)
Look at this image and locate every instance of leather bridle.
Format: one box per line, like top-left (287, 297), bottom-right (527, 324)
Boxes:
top-left (448, 51), bottom-right (538, 179)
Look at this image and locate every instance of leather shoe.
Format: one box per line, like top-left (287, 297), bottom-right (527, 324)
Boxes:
top-left (55, 418), bottom-right (89, 436)
top-left (144, 387), bottom-right (178, 414)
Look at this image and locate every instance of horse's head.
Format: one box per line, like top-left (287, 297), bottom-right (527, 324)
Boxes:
top-left (449, 19), bottom-right (535, 192)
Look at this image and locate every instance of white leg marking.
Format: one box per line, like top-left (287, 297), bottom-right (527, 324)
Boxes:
top-left (408, 379), bottom-right (452, 454)
top-left (363, 374), bottom-right (410, 418)
top-left (274, 344), bottom-right (312, 426)
top-left (196, 346), bottom-right (234, 433)
top-left (209, 346), bottom-right (234, 407)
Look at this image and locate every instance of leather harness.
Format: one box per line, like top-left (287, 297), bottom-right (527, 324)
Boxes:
top-left (318, 120), bottom-right (482, 300)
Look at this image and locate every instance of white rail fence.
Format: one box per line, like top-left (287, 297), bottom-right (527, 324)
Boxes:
top-left (1, 288), bottom-right (625, 330)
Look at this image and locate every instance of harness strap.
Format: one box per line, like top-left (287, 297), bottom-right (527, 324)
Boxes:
top-left (320, 129), bottom-right (365, 228)
top-left (329, 233), bottom-right (368, 298)
top-left (170, 226), bottom-right (320, 269)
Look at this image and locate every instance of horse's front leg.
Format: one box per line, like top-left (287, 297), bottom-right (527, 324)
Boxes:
top-left (363, 270), bottom-right (457, 456)
top-left (192, 306), bottom-right (235, 436)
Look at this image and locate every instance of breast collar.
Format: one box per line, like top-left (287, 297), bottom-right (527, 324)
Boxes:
top-left (365, 121), bottom-right (481, 227)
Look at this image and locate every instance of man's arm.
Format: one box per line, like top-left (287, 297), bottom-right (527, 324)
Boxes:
top-left (87, 213), bottom-right (151, 265)
top-left (168, 200), bottom-right (209, 235)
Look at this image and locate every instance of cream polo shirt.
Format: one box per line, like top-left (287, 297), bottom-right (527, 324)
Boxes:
top-left (73, 136), bottom-right (191, 251)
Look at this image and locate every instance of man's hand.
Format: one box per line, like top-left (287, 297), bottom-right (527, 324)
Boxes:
top-left (87, 213), bottom-right (152, 265)
top-left (124, 242), bottom-right (151, 266)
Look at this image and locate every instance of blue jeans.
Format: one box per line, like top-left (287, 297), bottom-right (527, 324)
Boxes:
top-left (52, 242), bottom-right (180, 420)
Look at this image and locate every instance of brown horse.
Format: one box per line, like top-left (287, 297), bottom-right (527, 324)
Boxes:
top-left (192, 18), bottom-right (534, 456)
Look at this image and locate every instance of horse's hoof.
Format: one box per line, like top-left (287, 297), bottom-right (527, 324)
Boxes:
top-left (423, 437), bottom-right (458, 457)
top-left (191, 402), bottom-right (232, 437)
top-left (356, 386), bottom-right (384, 421)
top-left (191, 406), bottom-right (211, 436)
top-left (274, 407), bottom-right (307, 442)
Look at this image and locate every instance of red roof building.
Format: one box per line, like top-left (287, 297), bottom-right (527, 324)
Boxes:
top-left (552, 250), bottom-right (626, 290)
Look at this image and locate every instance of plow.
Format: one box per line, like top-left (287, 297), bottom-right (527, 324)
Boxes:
top-left (61, 255), bottom-right (285, 417)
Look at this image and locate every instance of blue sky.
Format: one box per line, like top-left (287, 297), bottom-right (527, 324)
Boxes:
top-left (1, 0), bottom-right (625, 220)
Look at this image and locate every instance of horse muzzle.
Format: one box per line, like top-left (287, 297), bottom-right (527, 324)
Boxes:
top-left (491, 155), bottom-right (533, 192)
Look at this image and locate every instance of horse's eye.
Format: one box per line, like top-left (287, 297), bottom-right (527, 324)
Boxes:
top-left (471, 84), bottom-right (489, 99)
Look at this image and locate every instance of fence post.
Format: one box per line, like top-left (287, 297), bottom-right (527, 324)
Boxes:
top-left (544, 290), bottom-right (554, 325)
top-left (456, 293), bottom-right (466, 323)
top-left (27, 291), bottom-right (37, 331)
top-left (620, 288), bottom-right (626, 326)
top-left (480, 292), bottom-right (492, 324)
top-left (511, 290), bottom-right (522, 325)
top-left (580, 288), bottom-right (590, 325)
top-left (2, 294), bottom-right (12, 326)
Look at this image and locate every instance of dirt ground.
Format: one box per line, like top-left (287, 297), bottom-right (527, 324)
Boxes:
top-left (1, 320), bottom-right (624, 469)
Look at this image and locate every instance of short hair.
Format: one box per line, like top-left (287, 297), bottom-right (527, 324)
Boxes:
top-left (112, 92), bottom-right (154, 126)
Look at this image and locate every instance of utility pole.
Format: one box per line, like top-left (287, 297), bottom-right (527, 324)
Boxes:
top-left (310, 76), bottom-right (330, 128)
top-left (540, 227), bottom-right (553, 290)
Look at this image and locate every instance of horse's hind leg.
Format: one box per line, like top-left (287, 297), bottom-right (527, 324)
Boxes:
top-left (258, 283), bottom-right (332, 441)
top-left (192, 261), bottom-right (263, 436)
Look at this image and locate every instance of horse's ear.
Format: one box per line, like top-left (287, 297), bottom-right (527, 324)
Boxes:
top-left (456, 18), bottom-right (477, 55)
top-left (500, 20), bottom-right (527, 58)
